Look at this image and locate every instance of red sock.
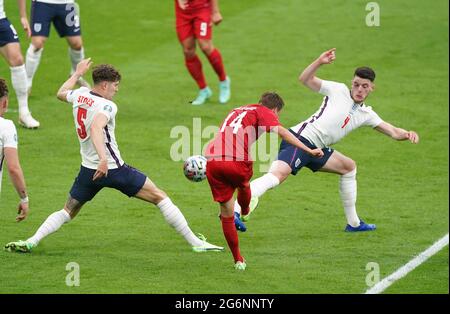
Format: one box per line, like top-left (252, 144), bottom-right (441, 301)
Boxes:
top-left (185, 55), bottom-right (207, 89)
top-left (221, 215), bottom-right (243, 262)
top-left (207, 49), bottom-right (227, 81)
top-left (237, 184), bottom-right (251, 216)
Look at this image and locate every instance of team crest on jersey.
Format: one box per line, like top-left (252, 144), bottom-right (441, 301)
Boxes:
top-left (295, 158), bottom-right (301, 168)
top-left (34, 23), bottom-right (42, 33)
top-left (103, 105), bottom-right (112, 112)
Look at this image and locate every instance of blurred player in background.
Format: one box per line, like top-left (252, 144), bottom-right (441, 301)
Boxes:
top-left (234, 48), bottom-right (420, 232)
top-left (205, 92), bottom-right (323, 270)
top-left (5, 59), bottom-right (223, 254)
top-left (0, 78), bottom-right (29, 221)
top-left (25, 0), bottom-right (90, 94)
top-left (176, 0), bottom-right (230, 105)
top-left (0, 0), bottom-right (39, 128)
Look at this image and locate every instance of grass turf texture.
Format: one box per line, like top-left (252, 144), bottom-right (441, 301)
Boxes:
top-left (0, 0), bottom-right (448, 293)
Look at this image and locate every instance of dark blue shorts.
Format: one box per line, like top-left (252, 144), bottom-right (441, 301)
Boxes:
top-left (277, 131), bottom-right (334, 175)
top-left (0, 18), bottom-right (20, 47)
top-left (30, 1), bottom-right (81, 37)
top-left (69, 164), bottom-right (147, 203)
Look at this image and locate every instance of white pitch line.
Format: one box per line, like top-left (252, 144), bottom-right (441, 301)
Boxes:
top-left (365, 233), bottom-right (449, 294)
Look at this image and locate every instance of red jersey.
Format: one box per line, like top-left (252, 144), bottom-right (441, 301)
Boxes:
top-left (206, 104), bottom-right (280, 162)
top-left (175, 0), bottom-right (211, 12)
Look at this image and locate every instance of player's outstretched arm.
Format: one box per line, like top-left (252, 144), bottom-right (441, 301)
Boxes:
top-left (17, 0), bottom-right (31, 38)
top-left (4, 147), bottom-right (29, 221)
top-left (57, 58), bottom-right (92, 102)
top-left (375, 121), bottom-right (419, 143)
top-left (91, 113), bottom-right (109, 181)
top-left (299, 48), bottom-right (336, 92)
top-left (274, 126), bottom-right (324, 157)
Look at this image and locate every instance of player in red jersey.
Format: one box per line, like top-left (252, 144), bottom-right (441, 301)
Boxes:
top-left (205, 92), bottom-right (324, 270)
top-left (175, 0), bottom-right (230, 105)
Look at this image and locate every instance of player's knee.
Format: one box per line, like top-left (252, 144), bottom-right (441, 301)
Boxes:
top-left (269, 164), bottom-right (290, 183)
top-left (9, 54), bottom-right (24, 67)
top-left (68, 40), bottom-right (83, 51)
top-left (347, 160), bottom-right (356, 172)
top-left (239, 181), bottom-right (250, 189)
top-left (273, 171), bottom-right (288, 184)
top-left (343, 160), bottom-right (357, 176)
top-left (149, 187), bottom-right (168, 204)
top-left (63, 206), bottom-right (77, 220)
top-left (183, 47), bottom-right (196, 59)
top-left (199, 43), bottom-right (213, 55)
top-left (31, 39), bottom-right (45, 50)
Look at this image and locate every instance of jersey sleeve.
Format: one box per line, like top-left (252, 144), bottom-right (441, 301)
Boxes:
top-left (0, 120), bottom-right (18, 149)
top-left (66, 87), bottom-right (90, 103)
top-left (319, 80), bottom-right (348, 96)
top-left (362, 106), bottom-right (383, 128)
top-left (97, 102), bottom-right (118, 122)
top-left (257, 107), bottom-right (281, 131)
top-left (66, 89), bottom-right (77, 103)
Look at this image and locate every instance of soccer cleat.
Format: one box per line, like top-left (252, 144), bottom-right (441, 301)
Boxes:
top-left (191, 87), bottom-right (212, 105)
top-left (19, 113), bottom-right (40, 129)
top-left (4, 240), bottom-right (34, 253)
top-left (192, 233), bottom-right (224, 252)
top-left (218, 76), bottom-right (231, 104)
top-left (241, 196), bottom-right (259, 222)
top-left (234, 260), bottom-right (246, 271)
top-left (345, 220), bottom-right (376, 232)
top-left (234, 212), bottom-right (247, 232)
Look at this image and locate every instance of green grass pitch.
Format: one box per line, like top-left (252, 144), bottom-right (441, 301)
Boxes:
top-left (0, 0), bottom-right (448, 293)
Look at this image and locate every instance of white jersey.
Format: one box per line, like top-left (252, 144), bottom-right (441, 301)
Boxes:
top-left (67, 87), bottom-right (124, 170)
top-left (0, 0), bottom-right (6, 19)
top-left (291, 80), bottom-right (383, 148)
top-left (0, 117), bottom-right (18, 193)
top-left (36, 0), bottom-right (74, 4)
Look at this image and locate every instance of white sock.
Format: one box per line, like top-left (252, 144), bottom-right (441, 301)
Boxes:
top-left (234, 173), bottom-right (280, 214)
top-left (69, 47), bottom-right (84, 74)
top-left (26, 209), bottom-right (71, 246)
top-left (10, 65), bottom-right (30, 116)
top-left (339, 168), bottom-right (360, 227)
top-left (25, 44), bottom-right (43, 90)
top-left (157, 197), bottom-right (203, 247)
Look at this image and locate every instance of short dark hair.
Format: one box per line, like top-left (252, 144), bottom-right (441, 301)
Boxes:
top-left (259, 92), bottom-right (284, 111)
top-left (92, 64), bottom-right (121, 85)
top-left (0, 78), bottom-right (8, 99)
top-left (354, 67), bottom-right (376, 82)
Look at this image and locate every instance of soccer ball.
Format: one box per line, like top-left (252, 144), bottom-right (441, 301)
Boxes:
top-left (183, 155), bottom-right (207, 182)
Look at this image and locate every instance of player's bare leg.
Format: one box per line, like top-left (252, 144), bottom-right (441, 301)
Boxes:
top-left (219, 198), bottom-right (246, 270)
top-left (4, 196), bottom-right (81, 253)
top-left (66, 36), bottom-right (90, 88)
top-left (0, 43), bottom-right (39, 128)
top-left (320, 151), bottom-right (376, 231)
top-left (135, 178), bottom-right (223, 251)
top-left (181, 37), bottom-right (211, 105)
top-left (198, 39), bottom-right (230, 104)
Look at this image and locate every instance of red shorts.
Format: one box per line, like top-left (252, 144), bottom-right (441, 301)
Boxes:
top-left (206, 160), bottom-right (253, 203)
top-left (175, 7), bottom-right (212, 42)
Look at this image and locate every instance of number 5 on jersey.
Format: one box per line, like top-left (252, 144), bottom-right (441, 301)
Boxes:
top-left (77, 108), bottom-right (88, 139)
